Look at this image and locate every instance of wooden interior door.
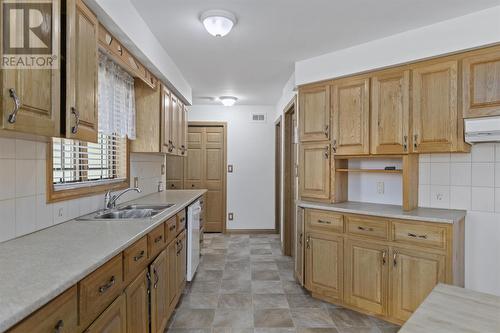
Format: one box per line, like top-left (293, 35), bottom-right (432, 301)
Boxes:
top-left (66, 0), bottom-right (99, 143)
top-left (371, 70), bottom-right (410, 154)
top-left (150, 250), bottom-right (168, 333)
top-left (331, 77), bottom-right (370, 155)
top-left (184, 127), bottom-right (204, 189)
top-left (125, 270), bottom-right (149, 333)
top-left (344, 239), bottom-right (388, 316)
top-left (412, 60), bottom-right (458, 152)
top-left (391, 248), bottom-right (445, 322)
top-left (305, 232), bottom-right (343, 301)
top-left (284, 106), bottom-right (297, 256)
top-left (299, 85), bottom-right (330, 142)
top-left (299, 142), bottom-right (330, 201)
top-left (463, 48), bottom-right (500, 118)
top-left (85, 294), bottom-right (126, 333)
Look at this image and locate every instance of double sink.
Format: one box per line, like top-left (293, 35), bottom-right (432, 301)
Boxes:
top-left (77, 204), bottom-right (175, 221)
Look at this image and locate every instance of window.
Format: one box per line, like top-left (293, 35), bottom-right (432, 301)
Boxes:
top-left (52, 133), bottom-right (127, 191)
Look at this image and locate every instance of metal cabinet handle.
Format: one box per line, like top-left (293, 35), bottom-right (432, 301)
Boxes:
top-left (408, 232), bottom-right (427, 239)
top-left (299, 233), bottom-right (303, 246)
top-left (306, 235), bottom-right (311, 249)
top-left (133, 250), bottom-right (145, 261)
top-left (53, 319), bottom-right (64, 333)
top-left (403, 135), bottom-right (408, 152)
top-left (324, 124), bottom-right (329, 137)
top-left (98, 276), bottom-right (116, 294)
top-left (71, 107), bottom-right (80, 134)
top-left (358, 226), bottom-right (374, 232)
top-left (382, 250), bottom-right (387, 265)
top-left (393, 252), bottom-right (398, 267)
top-left (153, 267), bottom-right (159, 289)
top-left (154, 235), bottom-right (163, 243)
top-left (146, 271), bottom-right (151, 295)
top-left (317, 219), bottom-right (331, 225)
top-left (332, 139), bottom-right (337, 153)
top-left (413, 134), bottom-right (418, 150)
top-left (324, 146), bottom-right (329, 159)
top-left (177, 240), bottom-right (184, 255)
top-left (7, 88), bottom-right (20, 124)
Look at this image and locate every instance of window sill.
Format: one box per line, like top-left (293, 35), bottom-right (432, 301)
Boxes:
top-left (47, 179), bottom-right (130, 203)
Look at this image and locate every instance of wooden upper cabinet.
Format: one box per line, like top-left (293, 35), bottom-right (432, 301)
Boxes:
top-left (463, 47), bottom-right (500, 118)
top-left (161, 86), bottom-right (173, 153)
top-left (344, 239), bottom-right (388, 316)
top-left (371, 69), bottom-right (410, 154)
top-left (331, 77), bottom-right (370, 155)
top-left (180, 105), bottom-right (188, 156)
top-left (390, 248), bottom-right (445, 322)
top-left (0, 3), bottom-right (60, 137)
top-left (131, 81), bottom-right (161, 153)
top-left (66, 0), bottom-right (99, 143)
top-left (171, 97), bottom-right (180, 155)
top-left (299, 142), bottom-right (331, 201)
top-left (412, 60), bottom-right (459, 153)
top-left (299, 85), bottom-right (330, 142)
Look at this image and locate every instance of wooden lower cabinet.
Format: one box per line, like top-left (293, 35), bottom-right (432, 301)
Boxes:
top-left (390, 248), bottom-right (445, 322)
top-left (344, 239), bottom-right (388, 316)
top-left (305, 232), bottom-right (343, 301)
top-left (176, 230), bottom-right (187, 293)
top-left (150, 250), bottom-right (169, 333)
top-left (166, 239), bottom-right (178, 310)
top-left (85, 294), bottom-right (126, 333)
top-left (125, 270), bottom-right (149, 333)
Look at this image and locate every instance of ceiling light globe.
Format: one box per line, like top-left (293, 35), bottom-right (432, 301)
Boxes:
top-left (200, 10), bottom-right (237, 37)
top-left (220, 96), bottom-right (237, 106)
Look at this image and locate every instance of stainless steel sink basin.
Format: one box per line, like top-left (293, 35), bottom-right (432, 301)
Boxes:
top-left (77, 204), bottom-right (175, 221)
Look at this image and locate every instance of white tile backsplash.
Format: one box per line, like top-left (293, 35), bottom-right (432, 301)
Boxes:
top-left (471, 143), bottom-right (495, 162)
top-left (0, 137), bottom-right (166, 243)
top-left (471, 187), bottom-right (495, 212)
top-left (430, 185), bottom-right (450, 208)
top-left (430, 163), bottom-right (450, 186)
top-left (471, 163), bottom-right (495, 187)
top-left (418, 163), bottom-right (430, 185)
top-left (450, 163), bottom-right (471, 186)
top-left (450, 186), bottom-right (471, 210)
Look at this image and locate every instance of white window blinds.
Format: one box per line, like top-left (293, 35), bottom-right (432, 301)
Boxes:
top-left (98, 50), bottom-right (136, 139)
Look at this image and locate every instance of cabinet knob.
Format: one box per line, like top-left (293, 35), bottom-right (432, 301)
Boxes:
top-left (7, 88), bottom-right (20, 124)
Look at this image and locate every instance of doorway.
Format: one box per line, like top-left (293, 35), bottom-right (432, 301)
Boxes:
top-left (275, 118), bottom-right (282, 234)
top-left (184, 122), bottom-right (227, 233)
top-left (283, 98), bottom-right (297, 257)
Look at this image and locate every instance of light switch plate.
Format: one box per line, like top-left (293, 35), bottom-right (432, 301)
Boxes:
top-left (228, 212), bottom-right (234, 220)
top-left (377, 182), bottom-right (385, 194)
top-left (134, 177), bottom-right (139, 188)
top-left (228, 165), bottom-right (233, 173)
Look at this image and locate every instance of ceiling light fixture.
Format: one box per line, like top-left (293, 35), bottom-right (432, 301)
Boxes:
top-left (200, 10), bottom-right (237, 37)
top-left (219, 96), bottom-right (238, 106)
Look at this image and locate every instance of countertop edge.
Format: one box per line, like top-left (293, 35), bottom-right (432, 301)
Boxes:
top-left (0, 190), bottom-right (206, 333)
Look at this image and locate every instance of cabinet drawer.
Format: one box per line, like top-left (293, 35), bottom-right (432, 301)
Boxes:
top-left (346, 215), bottom-right (389, 240)
top-left (177, 210), bottom-right (186, 235)
top-left (123, 236), bottom-right (148, 282)
top-left (306, 209), bottom-right (343, 233)
top-left (166, 181), bottom-right (183, 190)
top-left (392, 221), bottom-right (447, 249)
top-left (79, 255), bottom-right (123, 329)
top-left (8, 286), bottom-right (77, 333)
top-left (148, 223), bottom-right (166, 259)
top-left (165, 216), bottom-right (177, 244)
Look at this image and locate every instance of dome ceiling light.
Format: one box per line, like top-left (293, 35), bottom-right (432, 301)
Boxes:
top-left (219, 96), bottom-right (238, 106)
top-left (200, 10), bottom-right (237, 37)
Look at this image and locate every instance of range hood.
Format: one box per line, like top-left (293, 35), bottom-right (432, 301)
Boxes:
top-left (464, 116), bottom-right (500, 143)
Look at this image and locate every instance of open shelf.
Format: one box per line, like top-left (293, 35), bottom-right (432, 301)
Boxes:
top-left (336, 168), bottom-right (403, 174)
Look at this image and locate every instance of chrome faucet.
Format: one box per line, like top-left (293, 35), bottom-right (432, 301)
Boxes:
top-left (105, 187), bottom-right (142, 209)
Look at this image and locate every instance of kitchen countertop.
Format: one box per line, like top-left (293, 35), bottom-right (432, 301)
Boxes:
top-left (297, 201), bottom-right (466, 224)
top-left (399, 284), bottom-right (500, 333)
top-left (0, 189), bottom-right (206, 333)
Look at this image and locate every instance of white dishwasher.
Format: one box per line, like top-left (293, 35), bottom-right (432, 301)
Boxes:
top-left (187, 199), bottom-right (201, 281)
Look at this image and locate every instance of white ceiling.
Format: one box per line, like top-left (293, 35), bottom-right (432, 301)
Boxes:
top-left (131, 0), bottom-right (499, 105)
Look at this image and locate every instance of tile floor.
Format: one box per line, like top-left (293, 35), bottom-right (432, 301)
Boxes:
top-left (167, 233), bottom-right (400, 333)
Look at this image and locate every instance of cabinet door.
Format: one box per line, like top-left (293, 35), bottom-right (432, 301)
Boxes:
top-left (166, 155), bottom-right (184, 190)
top-left (85, 294), bottom-right (126, 333)
top-left (371, 70), bottom-right (410, 154)
top-left (344, 239), bottom-right (388, 316)
top-left (294, 207), bottom-right (305, 286)
top-left (176, 230), bottom-right (187, 293)
top-left (167, 240), bottom-right (178, 309)
top-left (305, 232), bottom-right (343, 301)
top-left (390, 248), bottom-right (445, 322)
top-left (150, 250), bottom-right (169, 333)
top-left (132, 81), bottom-right (161, 153)
top-left (180, 105), bottom-right (188, 156)
top-left (463, 48), bottom-right (500, 118)
top-left (299, 85), bottom-right (330, 142)
top-left (171, 96), bottom-right (180, 155)
top-left (0, 4), bottom-right (60, 137)
top-left (299, 143), bottom-right (330, 201)
top-left (331, 77), bottom-right (370, 155)
top-left (125, 270), bottom-right (149, 333)
top-left (66, 0), bottom-right (98, 143)
top-left (412, 61), bottom-right (458, 152)
top-left (161, 86), bottom-right (173, 153)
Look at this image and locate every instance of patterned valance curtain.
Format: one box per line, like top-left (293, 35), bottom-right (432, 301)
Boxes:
top-left (98, 50), bottom-right (136, 139)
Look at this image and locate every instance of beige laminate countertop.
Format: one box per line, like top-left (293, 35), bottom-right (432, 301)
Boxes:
top-left (399, 284), bottom-right (500, 333)
top-left (0, 189), bottom-right (206, 333)
top-left (297, 201), bottom-right (466, 224)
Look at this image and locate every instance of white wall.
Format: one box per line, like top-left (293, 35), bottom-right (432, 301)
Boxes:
top-left (295, 6), bottom-right (500, 86)
top-left (0, 137), bottom-right (165, 243)
top-left (188, 105), bottom-right (275, 231)
top-left (86, 0), bottom-right (192, 104)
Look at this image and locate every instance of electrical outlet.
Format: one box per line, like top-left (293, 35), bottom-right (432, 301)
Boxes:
top-left (134, 177), bottom-right (139, 188)
top-left (58, 208), bottom-right (64, 217)
top-left (376, 182), bottom-right (385, 194)
top-left (435, 192), bottom-right (444, 201)
top-left (228, 212), bottom-right (234, 221)
top-left (161, 164), bottom-right (166, 175)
